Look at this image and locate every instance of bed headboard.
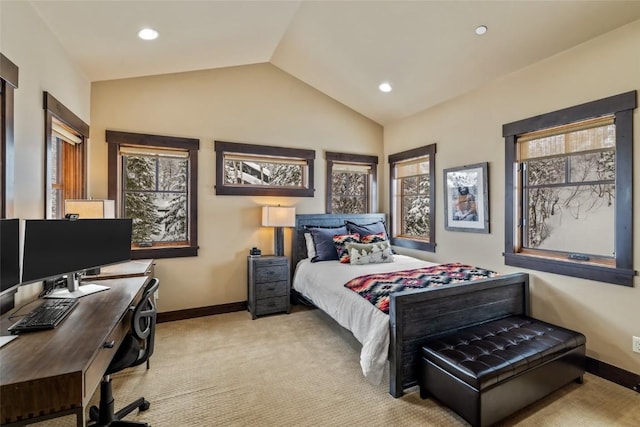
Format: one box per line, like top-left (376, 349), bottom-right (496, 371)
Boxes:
top-left (292, 213), bottom-right (388, 272)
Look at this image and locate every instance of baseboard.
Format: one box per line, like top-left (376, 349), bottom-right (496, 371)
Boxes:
top-left (157, 301), bottom-right (247, 323)
top-left (586, 356), bottom-right (640, 392)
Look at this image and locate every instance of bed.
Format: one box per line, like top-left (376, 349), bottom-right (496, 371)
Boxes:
top-left (292, 213), bottom-right (530, 398)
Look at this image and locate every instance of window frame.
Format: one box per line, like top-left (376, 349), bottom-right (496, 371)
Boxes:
top-left (43, 92), bottom-right (89, 218)
top-left (214, 140), bottom-right (315, 197)
top-left (325, 151), bottom-right (378, 214)
top-left (388, 143), bottom-right (436, 252)
top-left (503, 91), bottom-right (636, 286)
top-left (1, 53), bottom-right (18, 219)
top-left (106, 130), bottom-right (199, 259)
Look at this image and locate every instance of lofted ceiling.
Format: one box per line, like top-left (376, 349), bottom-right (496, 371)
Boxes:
top-left (26, 0), bottom-right (640, 125)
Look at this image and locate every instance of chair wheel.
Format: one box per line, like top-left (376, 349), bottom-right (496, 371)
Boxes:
top-left (89, 405), bottom-right (99, 421)
top-left (139, 400), bottom-right (151, 411)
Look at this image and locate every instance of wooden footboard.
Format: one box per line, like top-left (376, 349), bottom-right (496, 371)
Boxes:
top-left (292, 213), bottom-right (530, 398)
top-left (388, 272), bottom-right (530, 397)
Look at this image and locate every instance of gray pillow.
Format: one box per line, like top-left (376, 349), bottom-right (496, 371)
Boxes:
top-left (307, 225), bottom-right (348, 262)
top-left (345, 220), bottom-right (389, 239)
top-left (346, 220), bottom-right (395, 254)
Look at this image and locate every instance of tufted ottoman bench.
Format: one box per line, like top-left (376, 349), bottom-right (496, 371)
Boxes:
top-left (419, 315), bottom-right (586, 427)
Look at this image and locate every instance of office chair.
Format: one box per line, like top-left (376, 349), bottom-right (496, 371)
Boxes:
top-left (89, 278), bottom-right (160, 427)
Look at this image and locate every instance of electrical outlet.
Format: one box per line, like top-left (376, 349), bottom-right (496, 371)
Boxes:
top-left (633, 336), bottom-right (640, 354)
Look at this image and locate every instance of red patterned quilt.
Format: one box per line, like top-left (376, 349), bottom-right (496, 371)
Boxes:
top-left (344, 263), bottom-right (499, 314)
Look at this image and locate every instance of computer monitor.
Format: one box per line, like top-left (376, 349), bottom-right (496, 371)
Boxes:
top-left (0, 218), bottom-right (21, 297)
top-left (21, 218), bottom-right (133, 298)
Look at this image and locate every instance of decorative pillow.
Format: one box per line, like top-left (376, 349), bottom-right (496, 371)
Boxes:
top-left (307, 225), bottom-right (348, 262)
top-left (332, 233), bottom-right (360, 263)
top-left (304, 233), bottom-right (316, 259)
top-left (361, 232), bottom-right (387, 244)
top-left (345, 240), bottom-right (394, 265)
top-left (345, 220), bottom-right (389, 240)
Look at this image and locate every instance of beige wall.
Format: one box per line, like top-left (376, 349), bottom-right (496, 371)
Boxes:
top-left (384, 20), bottom-right (640, 375)
top-left (90, 64), bottom-right (383, 313)
top-left (3, 0), bottom-right (637, 377)
top-left (1, 1), bottom-right (91, 303)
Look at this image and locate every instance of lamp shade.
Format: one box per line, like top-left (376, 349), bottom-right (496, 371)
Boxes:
top-left (262, 206), bottom-right (296, 227)
top-left (65, 199), bottom-right (115, 219)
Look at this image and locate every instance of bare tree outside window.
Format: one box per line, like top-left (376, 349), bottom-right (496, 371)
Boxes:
top-left (521, 123), bottom-right (615, 257)
top-left (331, 170), bottom-right (367, 213)
top-left (224, 159), bottom-right (303, 187)
top-left (215, 141), bottom-right (315, 197)
top-left (503, 91), bottom-right (636, 286)
top-left (326, 152), bottom-right (377, 214)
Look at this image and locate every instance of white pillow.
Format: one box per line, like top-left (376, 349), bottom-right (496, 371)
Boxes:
top-left (346, 240), bottom-right (394, 265)
top-left (304, 232), bottom-right (316, 259)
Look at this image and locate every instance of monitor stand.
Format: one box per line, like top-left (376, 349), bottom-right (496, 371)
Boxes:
top-left (44, 271), bottom-right (110, 299)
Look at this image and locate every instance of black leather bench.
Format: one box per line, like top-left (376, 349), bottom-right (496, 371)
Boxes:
top-left (419, 315), bottom-right (586, 427)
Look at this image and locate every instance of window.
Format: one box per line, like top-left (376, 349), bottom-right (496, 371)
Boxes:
top-left (388, 144), bottom-right (436, 252)
top-left (44, 92), bottom-right (88, 218)
top-left (503, 91), bottom-right (636, 286)
top-left (325, 151), bottom-right (378, 214)
top-left (107, 130), bottom-right (199, 259)
top-left (215, 140), bottom-right (314, 197)
top-left (1, 53), bottom-right (18, 219)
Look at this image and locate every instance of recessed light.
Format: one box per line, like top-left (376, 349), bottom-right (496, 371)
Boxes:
top-left (475, 25), bottom-right (488, 36)
top-left (138, 28), bottom-right (159, 41)
top-left (378, 82), bottom-right (392, 93)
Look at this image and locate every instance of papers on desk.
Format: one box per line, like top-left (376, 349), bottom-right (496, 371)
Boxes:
top-left (44, 283), bottom-right (110, 299)
top-left (0, 335), bottom-right (18, 348)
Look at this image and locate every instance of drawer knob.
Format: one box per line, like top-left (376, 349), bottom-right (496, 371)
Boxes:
top-left (103, 340), bottom-right (115, 348)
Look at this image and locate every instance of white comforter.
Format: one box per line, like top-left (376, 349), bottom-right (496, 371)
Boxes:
top-left (292, 255), bottom-right (437, 384)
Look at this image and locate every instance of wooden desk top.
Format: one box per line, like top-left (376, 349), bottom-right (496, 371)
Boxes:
top-left (0, 276), bottom-right (148, 426)
top-left (84, 259), bottom-right (154, 281)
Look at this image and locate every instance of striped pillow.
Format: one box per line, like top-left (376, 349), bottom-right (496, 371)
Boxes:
top-left (361, 232), bottom-right (387, 244)
top-left (333, 233), bottom-right (360, 263)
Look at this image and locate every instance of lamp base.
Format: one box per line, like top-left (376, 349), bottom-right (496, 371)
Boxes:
top-left (274, 227), bottom-right (284, 256)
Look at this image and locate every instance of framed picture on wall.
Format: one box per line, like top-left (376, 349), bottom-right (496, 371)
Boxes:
top-left (443, 162), bottom-right (489, 233)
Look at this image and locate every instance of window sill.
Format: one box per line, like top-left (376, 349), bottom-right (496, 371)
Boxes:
top-left (131, 245), bottom-right (198, 260)
top-left (391, 237), bottom-right (435, 252)
top-left (504, 252), bottom-right (635, 287)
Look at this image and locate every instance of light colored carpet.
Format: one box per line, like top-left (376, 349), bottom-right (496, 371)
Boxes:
top-left (37, 307), bottom-right (639, 426)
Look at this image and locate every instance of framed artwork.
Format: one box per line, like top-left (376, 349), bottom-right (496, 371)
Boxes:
top-left (443, 162), bottom-right (489, 233)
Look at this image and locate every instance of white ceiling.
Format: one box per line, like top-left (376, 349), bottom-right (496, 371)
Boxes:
top-left (27, 0), bottom-right (640, 125)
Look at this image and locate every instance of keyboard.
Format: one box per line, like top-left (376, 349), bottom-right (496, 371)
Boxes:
top-left (8, 298), bottom-right (79, 333)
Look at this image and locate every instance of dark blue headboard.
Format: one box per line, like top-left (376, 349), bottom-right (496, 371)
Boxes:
top-left (292, 213), bottom-right (388, 272)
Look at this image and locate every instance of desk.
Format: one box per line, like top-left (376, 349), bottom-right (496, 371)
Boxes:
top-left (0, 276), bottom-right (149, 426)
top-left (84, 259), bottom-right (154, 281)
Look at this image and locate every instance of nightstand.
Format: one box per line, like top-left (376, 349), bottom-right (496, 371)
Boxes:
top-left (247, 255), bottom-right (290, 319)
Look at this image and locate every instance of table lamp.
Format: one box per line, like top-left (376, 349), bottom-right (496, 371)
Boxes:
top-left (262, 205), bottom-right (296, 256)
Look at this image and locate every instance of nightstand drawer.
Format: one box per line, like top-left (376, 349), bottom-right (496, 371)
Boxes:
top-left (256, 296), bottom-right (289, 315)
top-left (255, 264), bottom-right (288, 283)
top-left (256, 280), bottom-right (288, 299)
